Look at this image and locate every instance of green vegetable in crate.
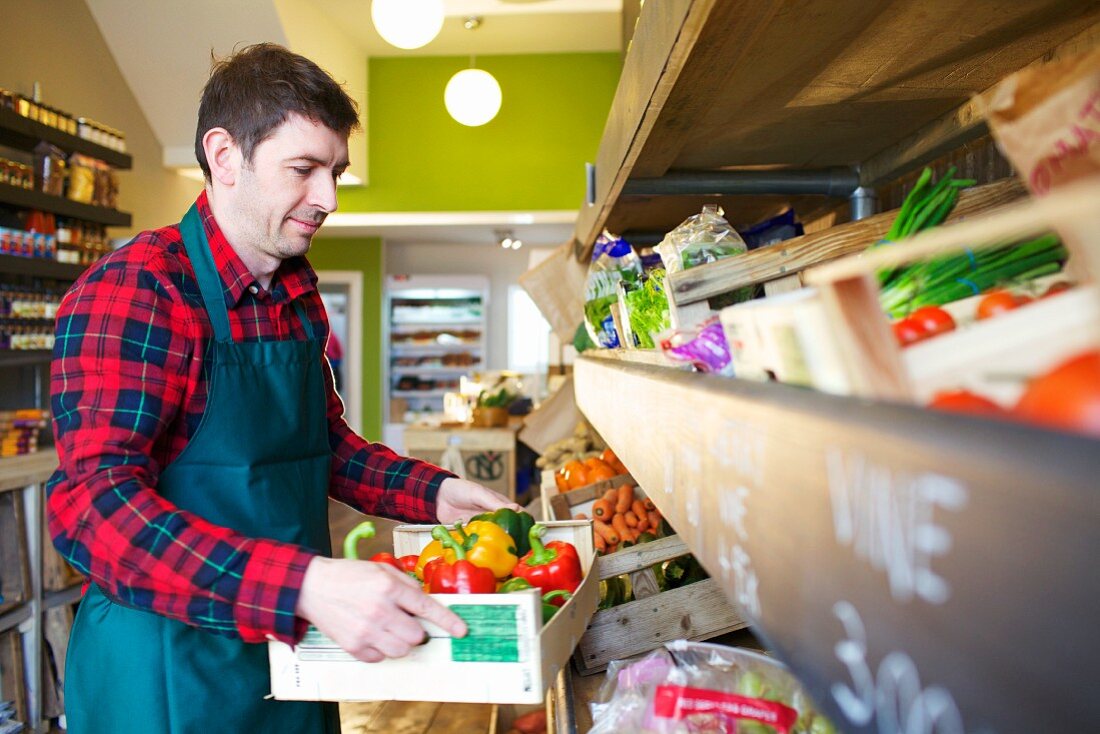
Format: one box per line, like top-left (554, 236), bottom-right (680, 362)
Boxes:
top-left (477, 387), bottom-right (515, 408)
top-left (498, 577), bottom-right (573, 623)
top-left (873, 167), bottom-right (1067, 316)
top-left (470, 507), bottom-right (536, 557)
top-left (662, 554), bottom-right (708, 590)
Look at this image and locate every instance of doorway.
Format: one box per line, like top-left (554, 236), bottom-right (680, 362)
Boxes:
top-left (317, 271), bottom-right (364, 434)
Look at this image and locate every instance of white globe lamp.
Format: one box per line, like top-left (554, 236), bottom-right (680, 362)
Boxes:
top-left (371, 0), bottom-right (445, 50)
top-left (445, 69), bottom-right (502, 127)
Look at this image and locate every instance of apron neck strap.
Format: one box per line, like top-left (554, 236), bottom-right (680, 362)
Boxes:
top-left (180, 203), bottom-right (317, 343)
top-left (180, 204), bottom-right (232, 343)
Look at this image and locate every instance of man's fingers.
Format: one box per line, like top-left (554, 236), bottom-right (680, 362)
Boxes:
top-left (392, 583), bottom-right (468, 637)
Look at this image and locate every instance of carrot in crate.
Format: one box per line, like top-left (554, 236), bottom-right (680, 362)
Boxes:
top-left (615, 484), bottom-right (635, 514)
top-left (647, 510), bottom-right (662, 530)
top-left (624, 510), bottom-right (639, 527)
top-left (592, 498), bottom-right (614, 520)
top-left (611, 513), bottom-right (632, 541)
top-left (593, 519), bottom-right (619, 546)
top-left (632, 499), bottom-right (647, 519)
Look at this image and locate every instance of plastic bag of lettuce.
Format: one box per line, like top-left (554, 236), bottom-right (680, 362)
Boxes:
top-left (617, 268), bottom-right (671, 349)
top-left (589, 640), bottom-right (838, 734)
top-left (656, 205), bottom-right (755, 307)
top-left (584, 230), bottom-right (643, 348)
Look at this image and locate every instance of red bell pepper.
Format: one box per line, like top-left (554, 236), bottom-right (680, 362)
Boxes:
top-left (511, 524), bottom-right (583, 604)
top-left (427, 526), bottom-right (497, 594)
top-left (368, 552), bottom-right (402, 570)
top-left (398, 554), bottom-right (420, 574)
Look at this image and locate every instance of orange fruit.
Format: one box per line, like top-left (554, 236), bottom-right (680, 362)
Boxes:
top-left (588, 466), bottom-right (616, 483)
top-left (554, 471), bottom-right (570, 493)
top-left (561, 460), bottom-right (590, 490)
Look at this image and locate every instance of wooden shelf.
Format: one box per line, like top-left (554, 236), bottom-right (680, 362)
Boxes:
top-left (44, 583), bottom-right (83, 610)
top-left (0, 252), bottom-right (86, 280)
top-left (0, 107), bottom-right (132, 169)
top-left (574, 351), bottom-right (1099, 733)
top-left (0, 601), bottom-right (30, 634)
top-left (575, 0), bottom-right (1099, 255)
top-left (0, 181), bottom-right (131, 226)
top-left (0, 350), bottom-right (52, 368)
top-left (0, 449), bottom-right (56, 493)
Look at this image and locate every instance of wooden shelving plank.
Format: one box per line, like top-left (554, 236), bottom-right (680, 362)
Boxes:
top-left (574, 0), bottom-right (1100, 255)
top-left (668, 177), bottom-right (1026, 306)
top-left (0, 107), bottom-right (132, 169)
top-left (0, 350), bottom-right (52, 368)
top-left (0, 449), bottom-right (56, 493)
top-left (0, 253), bottom-right (85, 280)
top-left (0, 182), bottom-right (131, 227)
top-left (574, 352), bottom-right (1100, 734)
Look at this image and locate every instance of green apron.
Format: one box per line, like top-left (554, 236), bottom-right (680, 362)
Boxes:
top-left (65, 205), bottom-right (340, 734)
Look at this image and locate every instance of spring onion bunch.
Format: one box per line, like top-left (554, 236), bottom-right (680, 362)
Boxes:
top-left (875, 167), bottom-right (1067, 317)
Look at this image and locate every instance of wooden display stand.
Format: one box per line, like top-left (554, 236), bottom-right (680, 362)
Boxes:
top-left (548, 475), bottom-right (746, 675)
top-left (404, 424), bottom-right (519, 501)
top-left (0, 489), bottom-right (29, 616)
top-left (0, 627), bottom-right (26, 726)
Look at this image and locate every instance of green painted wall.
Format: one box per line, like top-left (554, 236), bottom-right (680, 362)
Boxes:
top-left (339, 52), bottom-right (621, 212)
top-left (308, 237), bottom-right (385, 441)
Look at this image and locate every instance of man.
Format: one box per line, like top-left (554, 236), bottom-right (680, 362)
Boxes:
top-left (47, 44), bottom-right (518, 733)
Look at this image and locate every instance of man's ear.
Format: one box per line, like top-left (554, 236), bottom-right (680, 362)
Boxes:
top-left (202, 127), bottom-right (239, 187)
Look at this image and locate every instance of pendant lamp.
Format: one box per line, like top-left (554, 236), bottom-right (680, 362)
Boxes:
top-left (371, 0), bottom-right (444, 50)
top-left (445, 18), bottom-right (502, 127)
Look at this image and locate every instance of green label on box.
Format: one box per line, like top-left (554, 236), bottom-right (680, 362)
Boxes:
top-left (449, 605), bottom-right (520, 662)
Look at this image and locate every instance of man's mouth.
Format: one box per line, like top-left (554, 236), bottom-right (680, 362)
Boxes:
top-left (288, 216), bottom-right (323, 233)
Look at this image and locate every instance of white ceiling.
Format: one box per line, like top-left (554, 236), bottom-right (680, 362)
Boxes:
top-left (320, 0), bottom-right (622, 57)
top-left (85, 0), bottom-right (623, 246)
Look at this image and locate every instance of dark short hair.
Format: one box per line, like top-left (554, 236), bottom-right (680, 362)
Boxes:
top-left (195, 43), bottom-right (360, 179)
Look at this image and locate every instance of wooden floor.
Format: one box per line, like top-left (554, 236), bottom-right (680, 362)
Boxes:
top-left (339, 701), bottom-right (495, 734)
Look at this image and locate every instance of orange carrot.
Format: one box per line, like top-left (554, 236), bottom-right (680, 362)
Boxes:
top-left (594, 533), bottom-right (606, 553)
top-left (611, 513), bottom-right (631, 540)
top-left (573, 512), bottom-right (588, 520)
top-left (606, 542), bottom-right (619, 554)
top-left (624, 510), bottom-right (639, 527)
top-left (602, 488), bottom-right (619, 505)
top-left (647, 510), bottom-right (662, 531)
top-left (635, 513), bottom-right (650, 533)
top-left (615, 484), bottom-right (635, 514)
top-left (632, 499), bottom-right (647, 519)
top-left (592, 499), bottom-right (614, 520)
top-left (593, 519), bottom-right (619, 545)
top-left (642, 497), bottom-right (656, 512)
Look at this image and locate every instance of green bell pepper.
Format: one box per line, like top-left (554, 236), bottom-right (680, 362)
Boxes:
top-left (470, 507), bottom-right (536, 557)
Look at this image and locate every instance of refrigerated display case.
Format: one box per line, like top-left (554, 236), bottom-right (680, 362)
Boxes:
top-left (382, 275), bottom-right (488, 451)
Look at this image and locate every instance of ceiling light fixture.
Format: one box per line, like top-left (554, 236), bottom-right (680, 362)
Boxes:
top-left (371, 0), bottom-right (444, 50)
top-left (445, 18), bottom-right (502, 127)
top-left (496, 229), bottom-right (522, 250)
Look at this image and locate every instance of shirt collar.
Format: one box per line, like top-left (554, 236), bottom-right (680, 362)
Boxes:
top-left (194, 190), bottom-right (318, 307)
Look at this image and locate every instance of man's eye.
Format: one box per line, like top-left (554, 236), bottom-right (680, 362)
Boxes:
top-left (292, 167), bottom-right (311, 175)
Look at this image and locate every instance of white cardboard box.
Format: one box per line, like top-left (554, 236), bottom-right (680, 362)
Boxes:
top-left (269, 520), bottom-right (597, 704)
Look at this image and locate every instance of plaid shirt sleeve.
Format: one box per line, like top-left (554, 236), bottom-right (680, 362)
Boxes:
top-left (46, 236), bottom-right (315, 645)
top-left (320, 330), bottom-right (454, 523)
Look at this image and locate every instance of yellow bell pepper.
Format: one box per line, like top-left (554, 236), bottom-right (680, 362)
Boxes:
top-left (415, 521), bottom-right (519, 580)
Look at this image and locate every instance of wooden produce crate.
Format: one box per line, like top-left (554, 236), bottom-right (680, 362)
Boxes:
top-left (42, 604), bottom-right (74, 719)
top-left (804, 176), bottom-right (1100, 406)
top-left (0, 489), bottom-right (29, 616)
top-left (0, 627), bottom-right (27, 726)
top-left (548, 480), bottom-right (747, 675)
top-left (270, 521), bottom-right (597, 704)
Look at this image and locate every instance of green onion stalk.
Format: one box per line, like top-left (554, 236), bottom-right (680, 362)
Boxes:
top-left (871, 167), bottom-right (1066, 316)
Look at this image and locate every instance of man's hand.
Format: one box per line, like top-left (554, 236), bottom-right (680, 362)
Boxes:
top-left (436, 477), bottom-right (522, 524)
top-left (295, 556), bottom-right (467, 663)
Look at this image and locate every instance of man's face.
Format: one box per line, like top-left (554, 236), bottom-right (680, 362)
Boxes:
top-left (231, 112), bottom-right (349, 261)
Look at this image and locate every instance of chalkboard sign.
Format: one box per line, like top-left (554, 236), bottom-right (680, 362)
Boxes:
top-left (576, 354), bottom-right (1100, 733)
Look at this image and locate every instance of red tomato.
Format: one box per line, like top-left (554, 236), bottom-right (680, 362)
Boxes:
top-left (1042, 281), bottom-right (1073, 298)
top-left (1013, 350), bottom-right (1100, 437)
top-left (927, 390), bottom-right (1005, 416)
top-left (976, 290), bottom-right (1031, 320)
top-left (909, 306), bottom-right (956, 337)
top-left (892, 317), bottom-right (929, 347)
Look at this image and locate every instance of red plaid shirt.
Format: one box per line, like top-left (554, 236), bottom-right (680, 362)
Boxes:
top-left (47, 191), bottom-right (451, 644)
